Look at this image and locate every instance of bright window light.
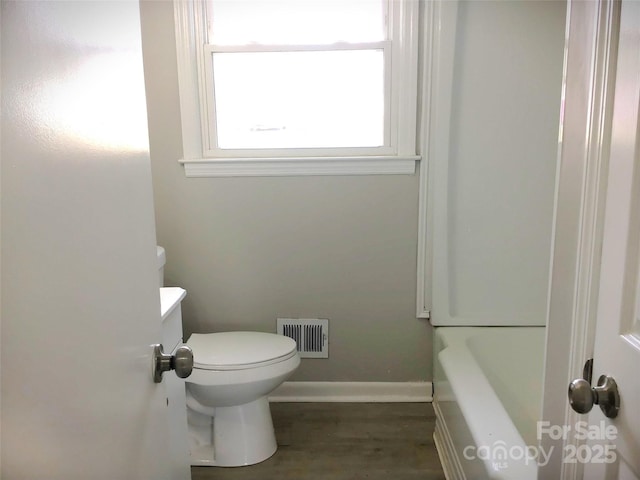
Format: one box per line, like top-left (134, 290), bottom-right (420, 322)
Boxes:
top-left (213, 49), bottom-right (385, 149)
top-left (207, 0), bottom-right (386, 45)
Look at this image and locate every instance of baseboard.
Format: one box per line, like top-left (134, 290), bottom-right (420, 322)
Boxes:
top-left (433, 399), bottom-right (465, 480)
top-left (268, 381), bottom-right (433, 403)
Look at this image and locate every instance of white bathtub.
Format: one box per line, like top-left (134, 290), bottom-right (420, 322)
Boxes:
top-left (433, 327), bottom-right (546, 480)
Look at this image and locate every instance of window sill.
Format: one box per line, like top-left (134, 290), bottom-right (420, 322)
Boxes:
top-left (179, 156), bottom-right (420, 178)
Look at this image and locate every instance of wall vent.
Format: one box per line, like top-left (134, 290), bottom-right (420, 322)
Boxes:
top-left (277, 318), bottom-right (329, 358)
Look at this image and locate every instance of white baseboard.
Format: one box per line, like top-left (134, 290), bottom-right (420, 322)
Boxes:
top-left (268, 381), bottom-right (433, 403)
top-left (433, 399), bottom-right (465, 480)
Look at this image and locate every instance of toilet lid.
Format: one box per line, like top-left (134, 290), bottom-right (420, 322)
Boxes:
top-left (187, 332), bottom-right (298, 371)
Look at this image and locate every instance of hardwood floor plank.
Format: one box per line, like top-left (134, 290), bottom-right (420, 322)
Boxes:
top-left (191, 403), bottom-right (445, 480)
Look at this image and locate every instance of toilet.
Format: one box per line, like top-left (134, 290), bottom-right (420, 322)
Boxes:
top-left (186, 332), bottom-right (299, 466)
top-left (157, 246), bottom-right (300, 467)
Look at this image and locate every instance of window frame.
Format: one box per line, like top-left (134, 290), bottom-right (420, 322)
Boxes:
top-left (203, 42), bottom-right (393, 156)
top-left (174, 0), bottom-right (420, 177)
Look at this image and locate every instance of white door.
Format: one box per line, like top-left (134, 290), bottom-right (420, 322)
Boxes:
top-left (1, 2), bottom-right (189, 479)
top-left (583, 1), bottom-right (640, 478)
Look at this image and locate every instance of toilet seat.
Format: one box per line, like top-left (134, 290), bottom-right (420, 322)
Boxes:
top-left (187, 332), bottom-right (297, 371)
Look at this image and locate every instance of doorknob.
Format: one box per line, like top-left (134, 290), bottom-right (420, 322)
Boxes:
top-left (568, 374), bottom-right (620, 419)
top-left (152, 344), bottom-right (193, 383)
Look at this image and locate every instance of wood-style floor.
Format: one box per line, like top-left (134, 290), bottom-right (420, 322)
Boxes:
top-left (191, 402), bottom-right (446, 480)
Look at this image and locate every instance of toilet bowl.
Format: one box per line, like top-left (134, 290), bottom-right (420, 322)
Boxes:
top-left (156, 246), bottom-right (299, 466)
top-left (185, 332), bottom-right (300, 467)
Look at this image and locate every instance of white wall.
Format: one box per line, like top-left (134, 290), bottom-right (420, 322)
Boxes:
top-left (429, 0), bottom-right (567, 326)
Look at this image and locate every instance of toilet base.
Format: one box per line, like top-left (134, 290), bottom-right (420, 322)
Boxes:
top-left (188, 396), bottom-right (278, 467)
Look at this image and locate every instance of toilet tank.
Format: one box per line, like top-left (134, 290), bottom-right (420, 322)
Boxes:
top-left (157, 246), bottom-right (166, 287)
top-left (160, 287), bottom-right (186, 348)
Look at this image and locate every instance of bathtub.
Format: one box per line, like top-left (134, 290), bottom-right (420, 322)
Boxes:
top-left (432, 327), bottom-right (546, 480)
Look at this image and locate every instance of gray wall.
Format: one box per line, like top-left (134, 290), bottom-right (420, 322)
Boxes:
top-left (139, 0), bottom-right (566, 382)
top-left (139, 1), bottom-right (430, 382)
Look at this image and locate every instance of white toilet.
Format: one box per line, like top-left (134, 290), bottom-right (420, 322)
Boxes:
top-left (186, 332), bottom-right (299, 466)
top-left (157, 247), bottom-right (300, 467)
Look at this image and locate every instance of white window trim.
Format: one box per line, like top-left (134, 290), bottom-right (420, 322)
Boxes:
top-left (173, 0), bottom-right (420, 177)
top-left (179, 155), bottom-right (419, 177)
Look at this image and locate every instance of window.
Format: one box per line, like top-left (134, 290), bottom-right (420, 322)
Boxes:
top-left (174, 0), bottom-right (420, 176)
